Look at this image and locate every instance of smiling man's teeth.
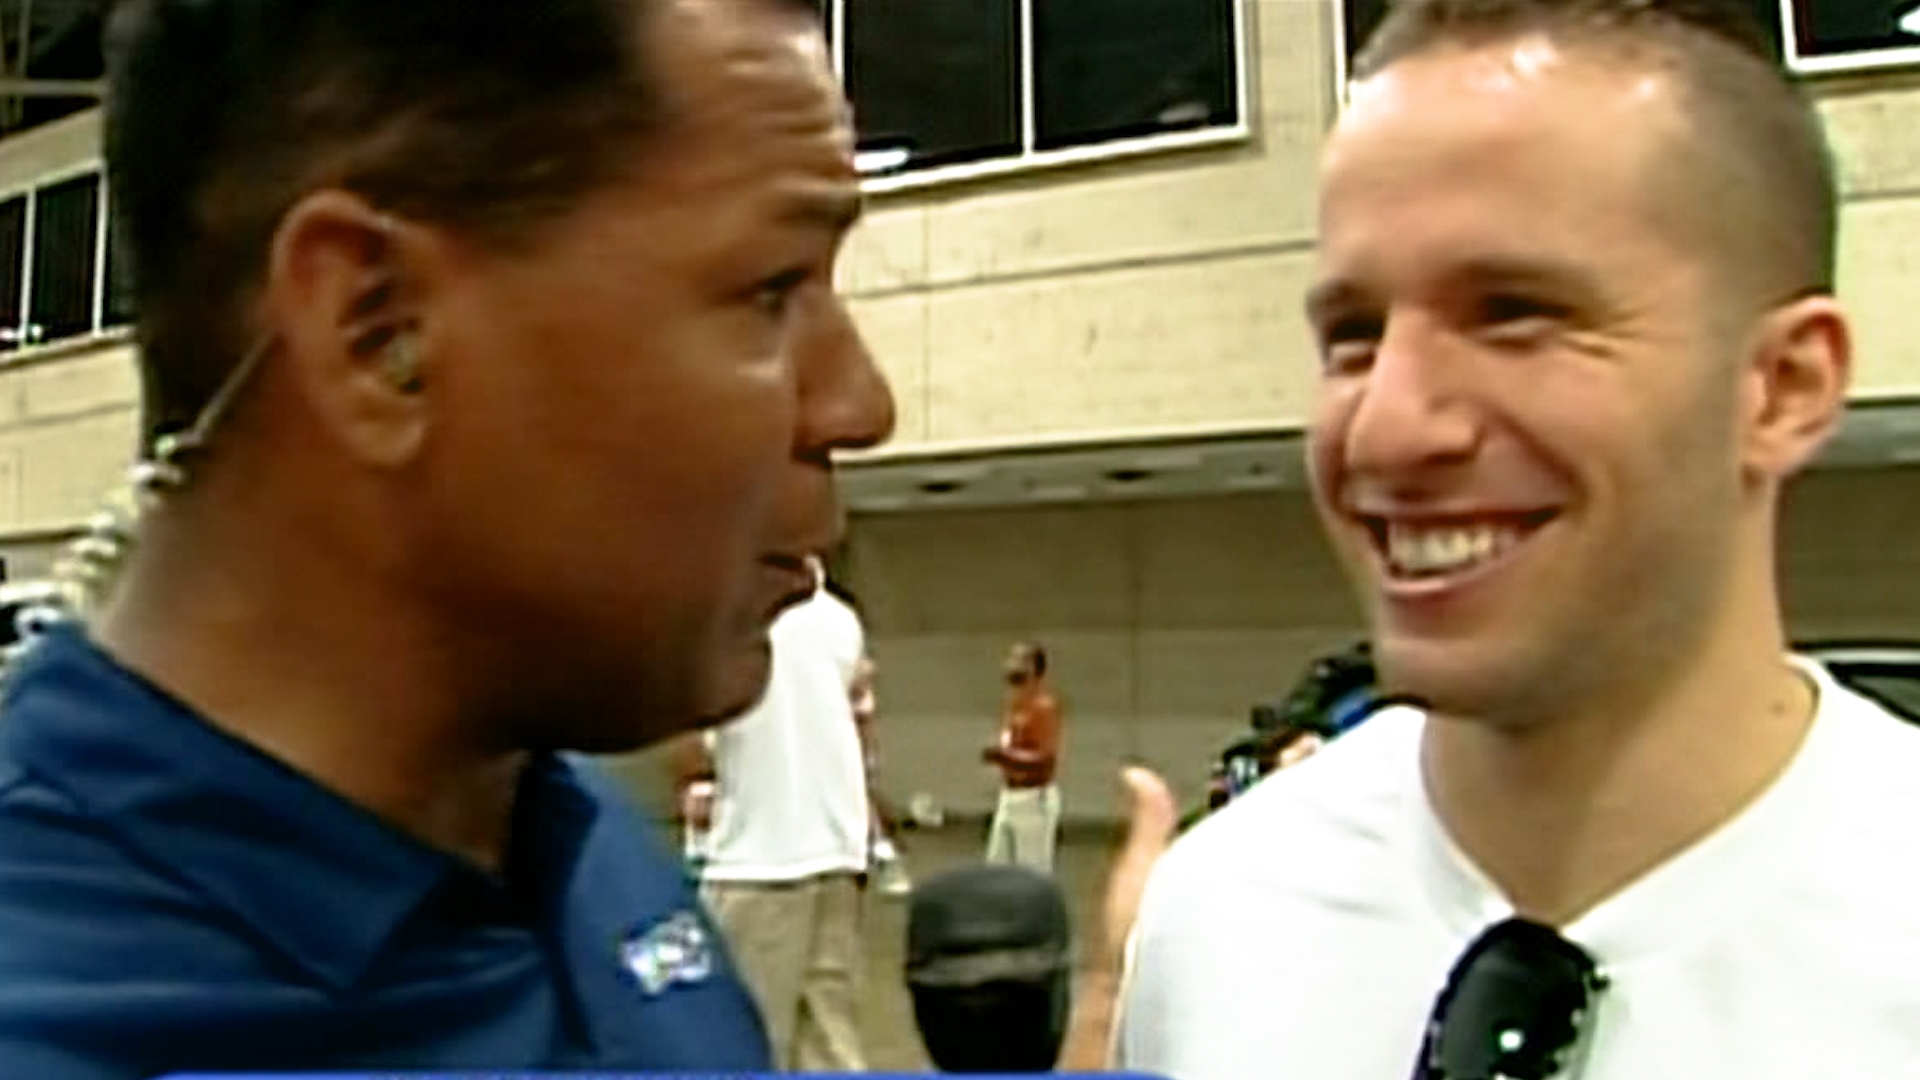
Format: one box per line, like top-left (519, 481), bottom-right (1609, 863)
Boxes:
top-left (1385, 523), bottom-right (1522, 577)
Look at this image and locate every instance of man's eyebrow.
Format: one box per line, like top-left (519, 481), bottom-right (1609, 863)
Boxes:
top-left (779, 189), bottom-right (865, 232)
top-left (1304, 255), bottom-right (1603, 322)
top-left (1304, 279), bottom-right (1370, 325)
top-left (1447, 255), bottom-right (1600, 300)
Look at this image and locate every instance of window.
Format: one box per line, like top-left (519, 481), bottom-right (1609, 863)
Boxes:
top-left (845, 0), bottom-right (1021, 171)
top-left (0, 198), bottom-right (24, 355)
top-left (0, 169), bottom-right (127, 357)
top-left (834, 0), bottom-right (1246, 183)
top-left (27, 173), bottom-right (101, 346)
top-left (0, 5), bottom-right (105, 145)
top-left (1784, 0), bottom-right (1920, 75)
top-left (1333, 0), bottom-right (1785, 91)
top-left (1033, 0), bottom-right (1238, 150)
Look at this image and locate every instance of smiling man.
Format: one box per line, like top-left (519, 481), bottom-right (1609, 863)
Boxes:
top-left (0, 0), bottom-right (891, 1077)
top-left (1111, 1), bottom-right (1920, 1077)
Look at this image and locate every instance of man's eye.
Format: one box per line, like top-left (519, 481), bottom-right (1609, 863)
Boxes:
top-left (1465, 295), bottom-right (1573, 352)
top-left (1479, 295), bottom-right (1570, 330)
top-left (752, 269), bottom-right (810, 316)
top-left (1317, 315), bottom-right (1384, 374)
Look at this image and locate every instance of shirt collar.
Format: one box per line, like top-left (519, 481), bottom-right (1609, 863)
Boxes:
top-left (0, 623), bottom-right (599, 990)
top-left (1403, 656), bottom-right (1842, 962)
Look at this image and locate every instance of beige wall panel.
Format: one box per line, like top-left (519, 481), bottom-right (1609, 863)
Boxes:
top-left (849, 292), bottom-right (932, 446)
top-left (1839, 198), bottom-right (1920, 397)
top-left (921, 249), bottom-right (1319, 445)
top-left (1821, 83), bottom-right (1920, 199)
top-left (3, 406), bottom-right (137, 532)
top-left (840, 204), bottom-right (929, 297)
top-left (0, 346), bottom-right (140, 422)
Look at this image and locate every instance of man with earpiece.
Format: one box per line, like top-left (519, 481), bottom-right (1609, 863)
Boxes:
top-left (0, 1), bottom-right (893, 1077)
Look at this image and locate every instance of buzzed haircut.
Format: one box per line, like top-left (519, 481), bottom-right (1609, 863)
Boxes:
top-left (104, 0), bottom-right (820, 448)
top-left (1024, 643), bottom-right (1049, 679)
top-left (1353, 0), bottom-right (1838, 313)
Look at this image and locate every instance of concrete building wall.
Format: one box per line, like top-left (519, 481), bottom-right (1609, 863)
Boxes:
top-left (0, 13), bottom-right (1917, 532)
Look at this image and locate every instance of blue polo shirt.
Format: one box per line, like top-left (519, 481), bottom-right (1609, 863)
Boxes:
top-left (0, 624), bottom-right (772, 1079)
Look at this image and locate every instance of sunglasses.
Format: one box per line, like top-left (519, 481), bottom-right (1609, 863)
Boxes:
top-left (1413, 918), bottom-right (1610, 1080)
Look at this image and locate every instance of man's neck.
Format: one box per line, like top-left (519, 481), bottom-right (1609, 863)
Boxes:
top-left (1420, 619), bottom-right (1815, 927)
top-left (94, 512), bottom-right (526, 873)
top-left (1008, 680), bottom-right (1047, 705)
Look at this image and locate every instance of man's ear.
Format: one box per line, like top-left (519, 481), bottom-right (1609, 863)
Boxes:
top-left (263, 190), bottom-right (434, 469)
top-left (1740, 294), bottom-right (1852, 484)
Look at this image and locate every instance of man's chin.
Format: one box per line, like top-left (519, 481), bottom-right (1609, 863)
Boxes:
top-left (692, 637), bottom-right (776, 728)
top-left (1378, 656), bottom-right (1548, 731)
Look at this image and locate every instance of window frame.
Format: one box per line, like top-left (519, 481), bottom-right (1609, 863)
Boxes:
top-left (1780, 0), bottom-right (1920, 77)
top-left (24, 169), bottom-right (106, 348)
top-left (829, 0), bottom-right (1256, 194)
top-left (0, 158), bottom-right (132, 366)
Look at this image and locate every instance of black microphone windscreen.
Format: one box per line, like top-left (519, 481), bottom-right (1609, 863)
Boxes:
top-left (905, 864), bottom-right (1074, 1073)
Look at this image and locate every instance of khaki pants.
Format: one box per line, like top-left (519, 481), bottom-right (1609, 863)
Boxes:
top-left (703, 872), bottom-right (867, 1072)
top-left (986, 784), bottom-right (1061, 873)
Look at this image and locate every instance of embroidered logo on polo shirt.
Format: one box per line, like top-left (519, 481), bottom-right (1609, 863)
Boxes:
top-left (620, 910), bottom-right (715, 996)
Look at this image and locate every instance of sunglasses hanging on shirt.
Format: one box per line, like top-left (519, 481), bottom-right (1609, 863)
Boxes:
top-left (1412, 918), bottom-right (1610, 1080)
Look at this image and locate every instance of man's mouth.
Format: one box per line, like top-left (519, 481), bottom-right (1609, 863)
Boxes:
top-left (1361, 511), bottom-right (1558, 582)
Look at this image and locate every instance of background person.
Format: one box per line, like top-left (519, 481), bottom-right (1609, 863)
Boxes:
top-left (685, 565), bottom-right (874, 1072)
top-left (983, 641), bottom-right (1064, 873)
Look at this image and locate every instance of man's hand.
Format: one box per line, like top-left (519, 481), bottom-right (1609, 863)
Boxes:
top-left (1098, 766), bottom-right (1180, 971)
top-left (1058, 764), bottom-right (1180, 1070)
top-left (680, 779), bottom-right (715, 831)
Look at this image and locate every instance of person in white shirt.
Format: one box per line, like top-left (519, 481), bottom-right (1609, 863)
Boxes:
top-left (1056, 2), bottom-right (1920, 1078)
top-left (674, 560), bottom-right (872, 1071)
top-left (854, 652), bottom-right (915, 898)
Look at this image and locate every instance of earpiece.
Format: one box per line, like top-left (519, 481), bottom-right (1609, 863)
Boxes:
top-left (381, 332), bottom-right (424, 394)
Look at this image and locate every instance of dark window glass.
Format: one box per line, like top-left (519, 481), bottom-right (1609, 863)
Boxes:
top-left (1033, 0), bottom-right (1238, 150)
top-left (27, 173), bottom-right (102, 344)
top-left (0, 7), bottom-right (105, 142)
top-left (845, 0), bottom-right (1021, 171)
top-left (1789, 0), bottom-right (1920, 64)
top-left (0, 198), bottom-right (25, 354)
top-left (1337, 0), bottom-right (1785, 79)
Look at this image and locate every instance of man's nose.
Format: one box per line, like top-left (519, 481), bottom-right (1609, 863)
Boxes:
top-left (799, 297), bottom-right (897, 458)
top-left (1342, 317), bottom-right (1481, 478)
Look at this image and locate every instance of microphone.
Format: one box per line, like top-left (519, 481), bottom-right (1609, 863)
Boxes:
top-left (905, 864), bottom-right (1074, 1073)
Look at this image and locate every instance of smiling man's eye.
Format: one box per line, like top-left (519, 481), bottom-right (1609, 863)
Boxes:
top-left (1318, 314), bottom-right (1385, 374)
top-left (1479, 294), bottom-right (1570, 326)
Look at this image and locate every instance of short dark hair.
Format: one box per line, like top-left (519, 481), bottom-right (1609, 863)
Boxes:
top-left (1024, 643), bottom-right (1048, 679)
top-left (104, 0), bottom-right (681, 445)
top-left (1354, 0), bottom-right (1838, 308)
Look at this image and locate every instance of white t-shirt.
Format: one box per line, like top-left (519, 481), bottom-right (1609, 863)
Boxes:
top-left (1119, 658), bottom-right (1920, 1080)
top-left (701, 586), bottom-right (871, 883)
